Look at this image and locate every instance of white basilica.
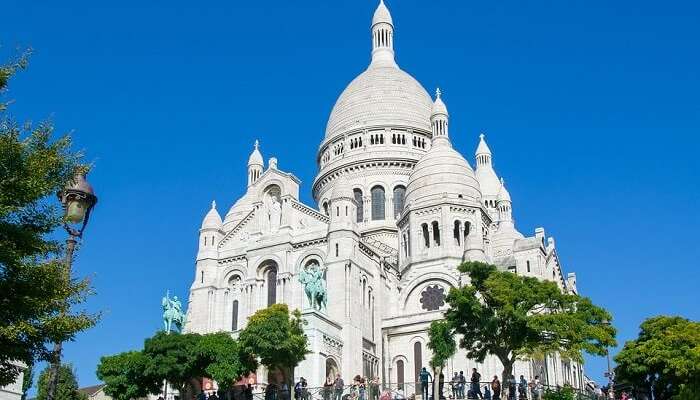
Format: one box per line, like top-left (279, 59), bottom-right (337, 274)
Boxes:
top-left (185, 0), bottom-right (585, 391)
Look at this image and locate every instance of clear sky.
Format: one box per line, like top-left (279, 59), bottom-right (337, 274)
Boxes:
top-left (3, 0), bottom-right (699, 391)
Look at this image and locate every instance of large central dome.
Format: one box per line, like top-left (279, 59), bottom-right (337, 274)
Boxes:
top-left (325, 65), bottom-right (433, 140)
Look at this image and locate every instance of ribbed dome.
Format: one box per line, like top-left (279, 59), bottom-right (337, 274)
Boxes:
top-left (201, 201), bottom-right (222, 229)
top-left (324, 65), bottom-right (433, 140)
top-left (405, 138), bottom-right (481, 206)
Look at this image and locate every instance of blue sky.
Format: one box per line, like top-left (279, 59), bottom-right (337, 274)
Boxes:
top-left (3, 0), bottom-right (699, 391)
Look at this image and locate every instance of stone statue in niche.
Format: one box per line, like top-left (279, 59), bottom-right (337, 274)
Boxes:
top-left (263, 186), bottom-right (282, 233)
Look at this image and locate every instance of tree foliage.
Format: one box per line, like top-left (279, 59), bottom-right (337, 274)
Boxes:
top-left (143, 332), bottom-right (207, 394)
top-left (427, 320), bottom-right (456, 399)
top-left (614, 315), bottom-right (700, 400)
top-left (196, 333), bottom-right (258, 390)
top-left (444, 262), bottom-right (616, 382)
top-left (96, 351), bottom-right (160, 400)
top-left (239, 304), bottom-right (309, 383)
top-left (0, 53), bottom-right (97, 386)
top-left (36, 363), bottom-right (87, 400)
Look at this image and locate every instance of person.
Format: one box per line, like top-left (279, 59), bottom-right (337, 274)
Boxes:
top-left (517, 376), bottom-right (527, 400)
top-left (265, 383), bottom-right (277, 400)
top-left (334, 374), bottom-right (345, 400)
top-left (245, 383), bottom-right (254, 400)
top-left (458, 372), bottom-right (466, 399)
top-left (295, 379), bottom-right (303, 400)
top-left (197, 392), bottom-right (207, 400)
top-left (359, 377), bottom-right (367, 400)
top-left (483, 385), bottom-right (491, 400)
top-left (419, 367), bottom-right (432, 399)
top-left (370, 377), bottom-right (380, 400)
top-left (490, 376), bottom-right (501, 400)
top-left (302, 378), bottom-right (309, 400)
top-left (323, 377), bottom-right (334, 400)
top-left (209, 392), bottom-right (219, 400)
top-left (451, 373), bottom-right (460, 399)
top-left (280, 382), bottom-right (291, 400)
top-left (530, 376), bottom-right (541, 400)
top-left (470, 369), bottom-right (483, 400)
top-left (507, 376), bottom-right (516, 400)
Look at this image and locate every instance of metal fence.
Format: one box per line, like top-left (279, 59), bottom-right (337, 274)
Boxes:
top-left (230, 382), bottom-right (604, 400)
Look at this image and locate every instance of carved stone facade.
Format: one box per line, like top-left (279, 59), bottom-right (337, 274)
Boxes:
top-left (185, 0), bottom-right (585, 392)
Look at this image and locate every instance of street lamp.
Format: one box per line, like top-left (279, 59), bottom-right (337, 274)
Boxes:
top-left (46, 171), bottom-right (98, 400)
top-left (601, 319), bottom-right (615, 399)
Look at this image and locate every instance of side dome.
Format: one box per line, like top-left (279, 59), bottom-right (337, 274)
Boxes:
top-left (324, 66), bottom-right (433, 140)
top-left (331, 181), bottom-right (355, 202)
top-left (406, 140), bottom-right (481, 207)
top-left (201, 201), bottom-right (223, 229)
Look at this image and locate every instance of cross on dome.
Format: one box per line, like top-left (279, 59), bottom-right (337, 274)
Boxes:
top-left (211, 200), bottom-right (217, 209)
top-left (436, 87), bottom-right (442, 99)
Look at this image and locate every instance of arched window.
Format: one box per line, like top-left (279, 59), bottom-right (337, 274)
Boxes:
top-left (432, 221), bottom-right (441, 246)
top-left (422, 223), bottom-right (430, 248)
top-left (267, 266), bottom-right (277, 306)
top-left (396, 360), bottom-right (405, 391)
top-left (232, 300), bottom-right (239, 331)
top-left (464, 221), bottom-right (471, 243)
top-left (354, 189), bottom-right (364, 222)
top-left (413, 342), bottom-right (423, 387)
top-left (527, 260), bottom-right (531, 273)
top-left (323, 201), bottom-right (329, 216)
top-left (393, 185), bottom-right (406, 218)
top-left (371, 186), bottom-right (385, 220)
top-left (453, 221), bottom-right (461, 246)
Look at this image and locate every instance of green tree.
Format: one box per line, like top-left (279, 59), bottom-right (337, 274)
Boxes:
top-left (21, 363), bottom-right (34, 400)
top-left (239, 304), bottom-right (309, 385)
top-left (196, 333), bottom-right (258, 390)
top-left (36, 364), bottom-right (87, 400)
top-left (427, 320), bottom-right (456, 400)
top-left (0, 54), bottom-right (97, 386)
top-left (143, 332), bottom-right (207, 396)
top-left (614, 315), bottom-right (700, 400)
top-left (444, 262), bottom-right (616, 383)
top-left (96, 351), bottom-right (161, 400)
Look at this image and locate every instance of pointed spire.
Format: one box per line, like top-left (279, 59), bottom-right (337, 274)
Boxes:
top-left (431, 87), bottom-right (449, 143)
top-left (211, 200), bottom-right (217, 209)
top-left (475, 133), bottom-right (492, 156)
top-left (370, 0), bottom-right (396, 67)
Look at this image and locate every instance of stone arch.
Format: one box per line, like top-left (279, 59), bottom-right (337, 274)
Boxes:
top-left (325, 356), bottom-right (340, 380)
top-left (295, 249), bottom-right (327, 273)
top-left (255, 256), bottom-right (284, 279)
top-left (401, 273), bottom-right (458, 313)
top-left (220, 265), bottom-right (248, 287)
top-left (256, 179), bottom-right (285, 200)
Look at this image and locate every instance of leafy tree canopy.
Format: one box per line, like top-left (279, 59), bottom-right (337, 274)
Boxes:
top-left (0, 52), bottom-right (96, 386)
top-left (238, 304), bottom-right (309, 383)
top-left (143, 332), bottom-right (207, 394)
top-left (444, 262), bottom-right (616, 382)
top-left (36, 363), bottom-right (87, 400)
top-left (195, 333), bottom-right (258, 390)
top-left (96, 351), bottom-right (160, 400)
top-left (614, 315), bottom-right (700, 400)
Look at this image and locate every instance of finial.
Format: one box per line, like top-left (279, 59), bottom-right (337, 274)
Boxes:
top-left (479, 133), bottom-right (485, 140)
top-left (435, 87), bottom-right (442, 99)
top-left (211, 200), bottom-right (217, 209)
top-left (254, 139), bottom-right (259, 150)
top-left (500, 177), bottom-right (505, 185)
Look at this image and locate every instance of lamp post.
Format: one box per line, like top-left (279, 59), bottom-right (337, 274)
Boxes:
top-left (601, 319), bottom-right (614, 399)
top-left (45, 172), bottom-right (98, 400)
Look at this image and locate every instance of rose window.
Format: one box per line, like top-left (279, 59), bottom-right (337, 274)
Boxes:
top-left (420, 285), bottom-right (445, 311)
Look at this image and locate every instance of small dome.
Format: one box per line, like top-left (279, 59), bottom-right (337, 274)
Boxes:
top-left (372, 0), bottom-right (393, 27)
top-left (491, 223), bottom-right (524, 255)
top-left (201, 201), bottom-right (222, 229)
top-left (405, 139), bottom-right (481, 206)
top-left (248, 140), bottom-right (263, 166)
top-left (497, 178), bottom-right (511, 203)
top-left (432, 88), bottom-right (448, 116)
